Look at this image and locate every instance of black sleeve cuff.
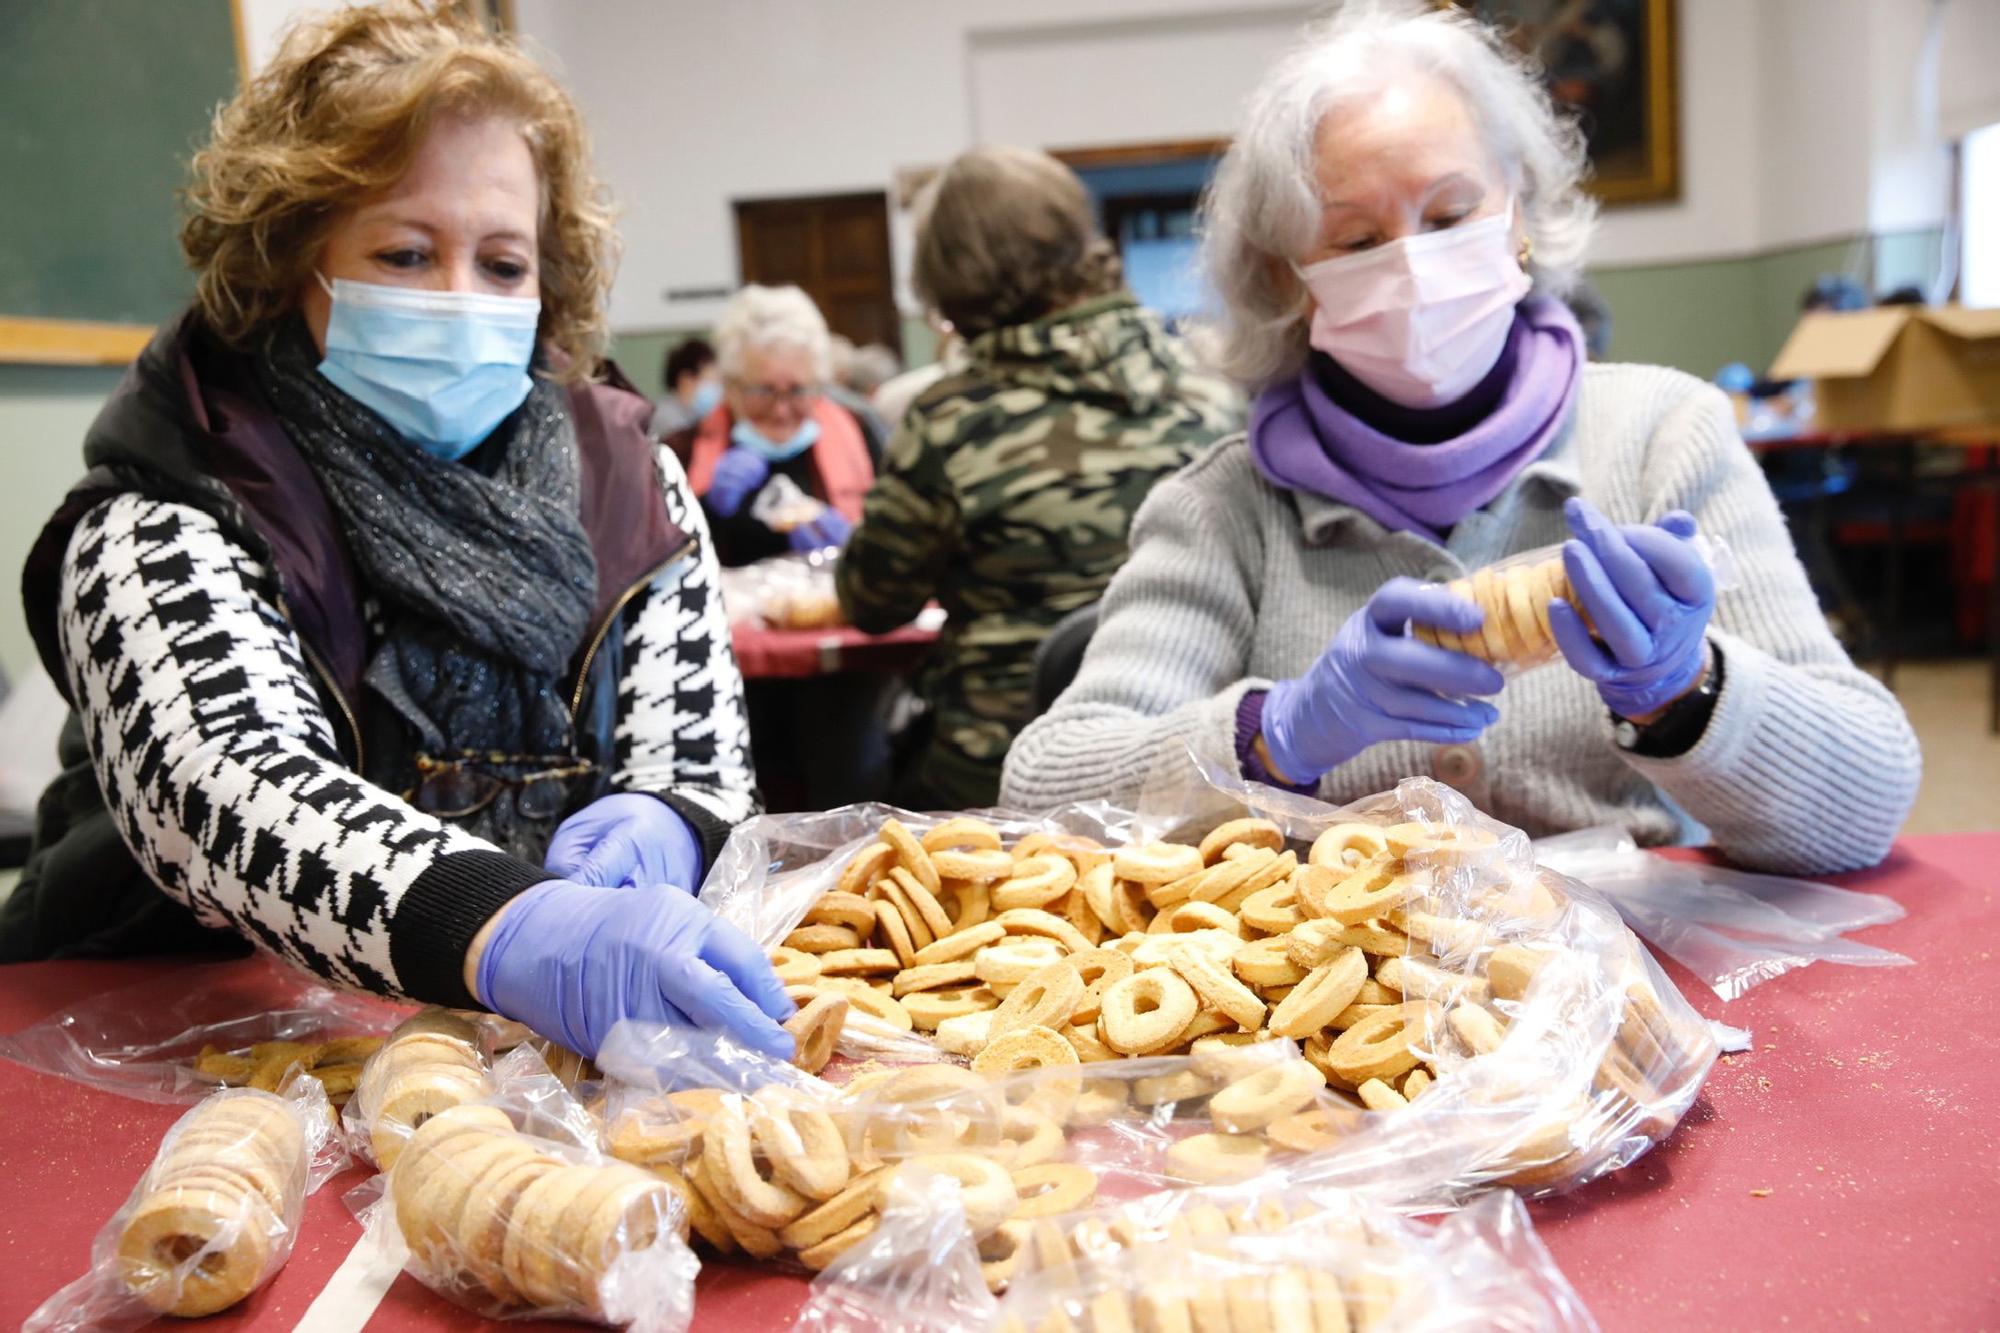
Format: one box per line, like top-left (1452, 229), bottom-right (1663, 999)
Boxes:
top-left (388, 849), bottom-right (555, 1008)
top-left (649, 790), bottom-right (742, 882)
top-left (1616, 641), bottom-right (1727, 759)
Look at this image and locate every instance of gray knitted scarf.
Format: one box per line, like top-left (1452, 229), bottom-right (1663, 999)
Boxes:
top-left (252, 322), bottom-right (599, 858)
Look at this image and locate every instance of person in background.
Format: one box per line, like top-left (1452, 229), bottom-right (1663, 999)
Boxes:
top-left (837, 146), bottom-right (1242, 810)
top-left (676, 285), bottom-right (875, 565)
top-left (1002, 1), bottom-right (1918, 874)
top-left (651, 335), bottom-right (720, 436)
top-left (845, 343), bottom-right (904, 399)
top-left (2, 3), bottom-right (789, 1061)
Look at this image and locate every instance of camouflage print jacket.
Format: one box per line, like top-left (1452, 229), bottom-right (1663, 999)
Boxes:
top-left (835, 292), bottom-right (1241, 806)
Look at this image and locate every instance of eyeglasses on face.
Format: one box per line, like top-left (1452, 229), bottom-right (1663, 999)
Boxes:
top-left (736, 381), bottom-right (823, 409)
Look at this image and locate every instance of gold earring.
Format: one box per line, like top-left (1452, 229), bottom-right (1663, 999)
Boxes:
top-left (1518, 235), bottom-right (1534, 268)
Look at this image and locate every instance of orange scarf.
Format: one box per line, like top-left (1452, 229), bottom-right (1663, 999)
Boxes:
top-left (685, 398), bottom-right (873, 523)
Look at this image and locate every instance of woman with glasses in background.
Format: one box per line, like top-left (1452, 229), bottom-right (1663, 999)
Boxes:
top-left (677, 284), bottom-right (879, 567)
top-left (4, 3), bottom-right (791, 1062)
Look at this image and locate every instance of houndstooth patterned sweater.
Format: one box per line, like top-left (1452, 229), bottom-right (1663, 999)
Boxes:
top-left (53, 445), bottom-right (755, 1000)
top-left (1002, 363), bottom-right (1922, 875)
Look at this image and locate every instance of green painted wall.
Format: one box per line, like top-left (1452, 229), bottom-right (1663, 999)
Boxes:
top-left (1588, 227), bottom-right (1947, 380)
top-left (0, 365), bottom-right (125, 681)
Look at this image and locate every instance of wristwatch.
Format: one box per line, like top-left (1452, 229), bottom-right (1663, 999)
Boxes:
top-left (1613, 640), bottom-right (1725, 758)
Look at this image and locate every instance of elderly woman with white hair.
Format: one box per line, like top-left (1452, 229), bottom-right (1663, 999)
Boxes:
top-left (1003, 1), bottom-right (1919, 873)
top-left (680, 284), bottom-right (877, 567)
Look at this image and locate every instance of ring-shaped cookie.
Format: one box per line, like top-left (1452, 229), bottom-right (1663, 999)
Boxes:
top-left (920, 816), bottom-right (1003, 853)
top-left (992, 855), bottom-right (1078, 911)
top-left (1098, 970), bottom-right (1198, 1055)
top-left (993, 907), bottom-right (1092, 955)
top-left (1166, 941), bottom-right (1266, 1031)
top-left (932, 847), bottom-right (1014, 882)
top-left (1111, 841), bottom-right (1203, 887)
top-left (749, 1087), bottom-right (850, 1201)
top-left (1307, 823), bottom-right (1389, 871)
top-left (973, 937), bottom-right (1066, 987)
top-left (837, 842), bottom-right (896, 896)
top-left (1007, 1162), bottom-right (1097, 1220)
top-left (1325, 1002), bottom-right (1438, 1084)
top-left (116, 1184), bottom-right (276, 1316)
top-left (768, 946), bottom-right (821, 986)
top-left (892, 1153), bottom-right (1017, 1237)
top-left (987, 962), bottom-right (1086, 1038)
top-left (1197, 817), bottom-right (1285, 866)
top-left (879, 819), bottom-right (942, 895)
top-left (1208, 1059), bottom-right (1324, 1132)
top-left (804, 890), bottom-right (877, 935)
top-left (700, 1098), bottom-right (808, 1228)
top-left (1163, 1132), bottom-right (1271, 1185)
top-left (784, 992), bottom-right (849, 1073)
top-left (1269, 947), bottom-right (1369, 1039)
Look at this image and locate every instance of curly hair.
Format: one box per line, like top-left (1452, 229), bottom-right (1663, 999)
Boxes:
top-left (912, 146), bottom-right (1123, 339)
top-left (180, 1), bottom-right (617, 379)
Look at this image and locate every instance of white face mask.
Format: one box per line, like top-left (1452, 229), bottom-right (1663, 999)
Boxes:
top-left (1296, 208), bottom-right (1532, 409)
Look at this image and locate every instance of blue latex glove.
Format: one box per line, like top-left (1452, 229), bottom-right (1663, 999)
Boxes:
top-left (1262, 577), bottom-right (1505, 783)
top-left (544, 793), bottom-right (703, 894)
top-left (1549, 498), bottom-right (1716, 719)
top-left (475, 879), bottom-right (796, 1061)
top-left (707, 448), bottom-right (770, 518)
top-left (787, 508), bottom-right (853, 553)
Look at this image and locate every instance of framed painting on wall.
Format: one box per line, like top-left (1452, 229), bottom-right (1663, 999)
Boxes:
top-left (1452, 0), bottom-right (1680, 206)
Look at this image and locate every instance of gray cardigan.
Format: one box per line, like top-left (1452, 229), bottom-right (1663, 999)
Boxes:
top-left (1000, 362), bottom-right (1921, 875)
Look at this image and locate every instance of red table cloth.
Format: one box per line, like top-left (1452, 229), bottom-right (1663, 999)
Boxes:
top-left (731, 620), bottom-right (938, 680)
top-left (2, 833), bottom-right (1995, 1330)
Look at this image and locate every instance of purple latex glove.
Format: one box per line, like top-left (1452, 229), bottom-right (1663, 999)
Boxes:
top-left (1549, 498), bottom-right (1715, 718)
top-left (787, 507), bottom-right (853, 553)
top-left (544, 793), bottom-right (703, 894)
top-left (1262, 577), bottom-right (1504, 783)
top-left (475, 879), bottom-right (795, 1061)
top-left (707, 448), bottom-right (770, 518)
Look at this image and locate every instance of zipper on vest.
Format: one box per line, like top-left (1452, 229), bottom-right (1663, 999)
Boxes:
top-left (570, 534), bottom-right (698, 718)
top-left (277, 594), bottom-right (366, 773)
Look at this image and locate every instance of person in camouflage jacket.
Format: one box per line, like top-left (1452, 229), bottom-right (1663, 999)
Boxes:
top-left (836, 147), bottom-right (1240, 808)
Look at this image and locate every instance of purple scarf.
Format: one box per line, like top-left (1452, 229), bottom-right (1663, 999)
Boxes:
top-left (1249, 297), bottom-right (1585, 539)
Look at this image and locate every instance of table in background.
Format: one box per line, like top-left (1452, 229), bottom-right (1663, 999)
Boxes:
top-left (731, 608), bottom-right (943, 681)
top-left (1748, 425), bottom-right (2000, 729)
top-left (2, 834), bottom-right (1996, 1330)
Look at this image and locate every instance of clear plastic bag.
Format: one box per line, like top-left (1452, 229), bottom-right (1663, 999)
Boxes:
top-left (352, 1042), bottom-right (698, 1331)
top-left (719, 548), bottom-right (843, 629)
top-left (989, 1186), bottom-right (1594, 1333)
top-left (1411, 534), bottom-right (1738, 675)
top-left (0, 954), bottom-right (405, 1105)
top-left (24, 1078), bottom-right (347, 1330)
top-left (790, 1163), bottom-right (1000, 1332)
top-left (1533, 826), bottom-right (1912, 999)
top-left (701, 759), bottom-right (1718, 1205)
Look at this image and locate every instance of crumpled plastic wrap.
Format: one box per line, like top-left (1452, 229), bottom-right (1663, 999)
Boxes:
top-left (24, 1078), bottom-right (347, 1331)
top-left (1533, 826), bottom-right (1911, 999)
top-left (350, 1043), bottom-right (697, 1331)
top-left (719, 548), bottom-right (843, 630)
top-left (0, 954), bottom-right (404, 1105)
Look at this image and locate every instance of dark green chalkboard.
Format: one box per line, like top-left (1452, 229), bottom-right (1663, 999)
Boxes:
top-left (0, 1), bottom-right (239, 328)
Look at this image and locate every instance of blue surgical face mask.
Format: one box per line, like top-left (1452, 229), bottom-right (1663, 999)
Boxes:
top-left (731, 415), bottom-right (821, 463)
top-left (316, 275), bottom-right (541, 462)
top-left (688, 377), bottom-right (723, 420)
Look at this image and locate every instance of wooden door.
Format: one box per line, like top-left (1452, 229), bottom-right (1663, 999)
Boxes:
top-left (735, 192), bottom-right (901, 356)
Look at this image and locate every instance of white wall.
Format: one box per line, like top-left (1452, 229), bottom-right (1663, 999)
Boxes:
top-left (513, 0), bottom-right (1316, 332)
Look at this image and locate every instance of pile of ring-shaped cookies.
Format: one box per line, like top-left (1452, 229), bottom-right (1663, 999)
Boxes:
top-left (387, 1103), bottom-right (679, 1315)
top-left (115, 1089), bottom-right (307, 1317)
top-left (604, 1063), bottom-right (1111, 1283)
top-left (992, 1191), bottom-right (1415, 1332)
top-left (767, 812), bottom-right (1700, 1191)
top-left (1410, 555), bottom-right (1592, 668)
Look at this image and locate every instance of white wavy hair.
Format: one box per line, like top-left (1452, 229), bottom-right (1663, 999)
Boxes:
top-left (714, 284), bottom-right (833, 383)
top-left (1196, 0), bottom-right (1598, 388)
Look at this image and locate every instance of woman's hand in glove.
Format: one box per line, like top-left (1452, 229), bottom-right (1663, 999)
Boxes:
top-left (471, 879), bottom-right (795, 1060)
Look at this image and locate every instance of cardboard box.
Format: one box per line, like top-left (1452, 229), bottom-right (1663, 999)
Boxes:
top-left (1768, 304), bottom-right (2000, 434)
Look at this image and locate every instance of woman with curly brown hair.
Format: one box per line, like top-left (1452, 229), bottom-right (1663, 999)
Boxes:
top-left (4, 2), bottom-right (794, 1061)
